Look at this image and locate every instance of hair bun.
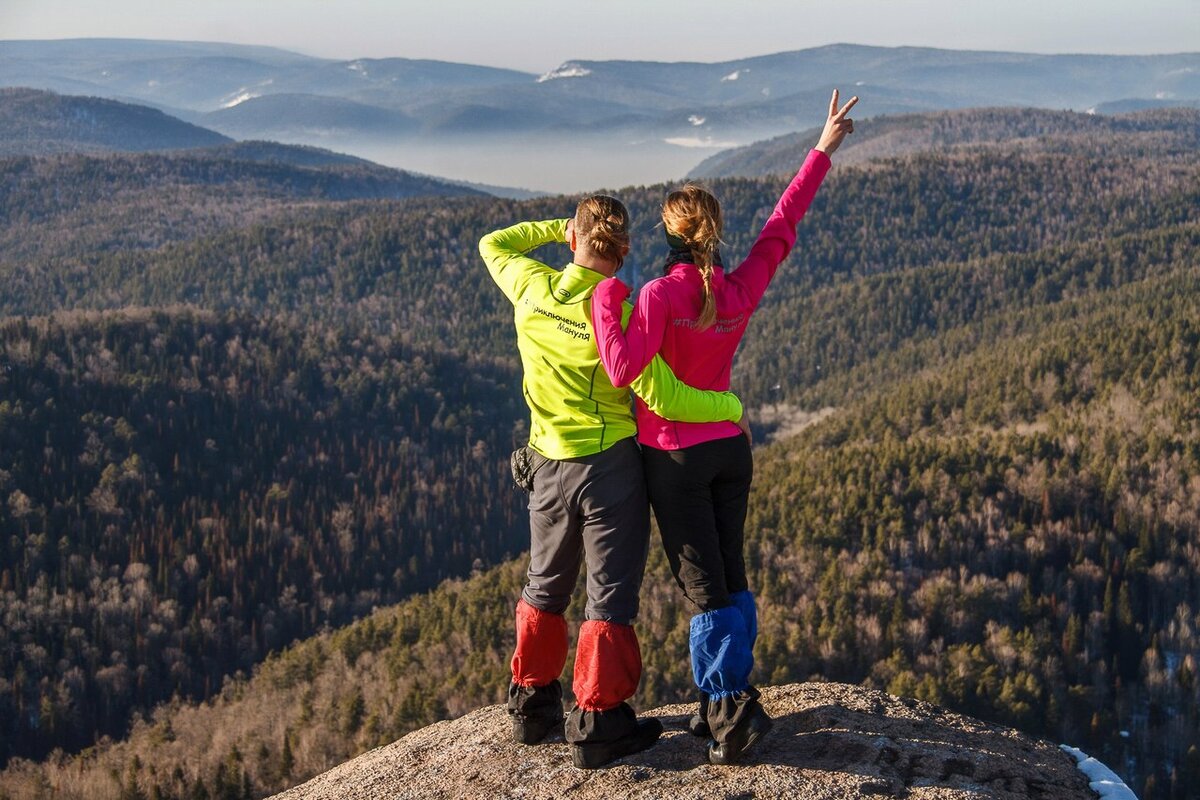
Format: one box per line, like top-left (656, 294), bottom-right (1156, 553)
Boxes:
top-left (574, 194), bottom-right (630, 268)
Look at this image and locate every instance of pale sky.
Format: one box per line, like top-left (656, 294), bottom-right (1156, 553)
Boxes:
top-left (2, 0), bottom-right (1197, 72)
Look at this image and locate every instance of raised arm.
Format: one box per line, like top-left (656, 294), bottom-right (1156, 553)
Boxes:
top-left (630, 354), bottom-right (743, 424)
top-left (728, 89), bottom-right (858, 308)
top-left (478, 219), bottom-right (566, 304)
top-left (591, 278), bottom-right (668, 388)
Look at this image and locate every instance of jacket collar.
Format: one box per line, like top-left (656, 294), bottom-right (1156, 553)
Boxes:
top-left (666, 262), bottom-right (725, 281)
top-left (663, 241), bottom-right (724, 273)
top-left (552, 263), bottom-right (606, 302)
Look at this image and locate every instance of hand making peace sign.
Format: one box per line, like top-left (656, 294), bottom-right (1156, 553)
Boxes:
top-left (815, 89), bottom-right (859, 156)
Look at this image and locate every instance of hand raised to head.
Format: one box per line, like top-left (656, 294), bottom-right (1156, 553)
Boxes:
top-left (815, 88), bottom-right (859, 156)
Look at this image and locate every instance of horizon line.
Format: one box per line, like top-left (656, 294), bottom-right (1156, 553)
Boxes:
top-left (2, 36), bottom-right (1198, 76)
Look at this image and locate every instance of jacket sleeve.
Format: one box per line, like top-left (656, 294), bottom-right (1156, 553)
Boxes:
top-left (726, 148), bottom-right (831, 309)
top-left (630, 355), bottom-right (743, 423)
top-left (591, 277), bottom-right (668, 388)
top-left (478, 219), bottom-right (567, 304)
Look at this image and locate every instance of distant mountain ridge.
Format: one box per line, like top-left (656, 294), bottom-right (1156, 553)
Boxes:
top-left (689, 106), bottom-right (1200, 178)
top-left (0, 87), bottom-right (229, 155)
top-left (0, 88), bottom-right (484, 196)
top-left (0, 91), bottom-right (486, 265)
top-left (0, 88), bottom-right (539, 200)
top-left (4, 38), bottom-right (1198, 190)
top-left (6, 39), bottom-right (1196, 130)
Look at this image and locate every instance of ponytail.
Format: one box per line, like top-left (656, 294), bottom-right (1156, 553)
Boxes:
top-left (693, 236), bottom-right (718, 331)
top-left (662, 184), bottom-right (723, 330)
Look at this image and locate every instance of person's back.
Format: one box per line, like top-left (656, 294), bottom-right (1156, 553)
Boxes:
top-left (506, 227), bottom-right (639, 458)
top-left (626, 258), bottom-right (763, 448)
top-left (638, 268), bottom-right (747, 385)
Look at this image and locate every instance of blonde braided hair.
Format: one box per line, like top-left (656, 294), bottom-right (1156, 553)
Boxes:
top-left (661, 184), bottom-right (723, 330)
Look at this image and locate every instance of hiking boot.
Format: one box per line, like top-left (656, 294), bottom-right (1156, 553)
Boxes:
top-left (571, 717), bottom-right (663, 769)
top-left (512, 714), bottom-right (561, 745)
top-left (707, 705), bottom-right (773, 765)
top-left (507, 680), bottom-right (563, 745)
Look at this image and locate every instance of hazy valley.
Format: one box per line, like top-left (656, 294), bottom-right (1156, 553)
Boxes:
top-left (3, 39), bottom-right (1198, 190)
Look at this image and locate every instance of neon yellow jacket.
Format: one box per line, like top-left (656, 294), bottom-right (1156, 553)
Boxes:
top-left (479, 218), bottom-right (743, 459)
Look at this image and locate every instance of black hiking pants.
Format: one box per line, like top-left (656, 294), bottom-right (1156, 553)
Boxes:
top-left (642, 434), bottom-right (753, 612)
top-left (643, 433), bottom-right (763, 744)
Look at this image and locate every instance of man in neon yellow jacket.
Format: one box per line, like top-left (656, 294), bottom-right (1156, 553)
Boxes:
top-left (479, 195), bottom-right (744, 769)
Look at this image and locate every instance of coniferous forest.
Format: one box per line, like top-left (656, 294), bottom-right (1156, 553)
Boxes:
top-left (0, 107), bottom-right (1198, 799)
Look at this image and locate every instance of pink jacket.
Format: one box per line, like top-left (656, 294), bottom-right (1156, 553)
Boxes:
top-left (591, 148), bottom-right (831, 450)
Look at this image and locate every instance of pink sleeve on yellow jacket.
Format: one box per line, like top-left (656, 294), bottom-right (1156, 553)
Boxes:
top-left (726, 148), bottom-right (831, 309)
top-left (591, 277), bottom-right (668, 389)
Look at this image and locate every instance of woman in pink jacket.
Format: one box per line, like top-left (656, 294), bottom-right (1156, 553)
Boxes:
top-left (591, 90), bottom-right (858, 764)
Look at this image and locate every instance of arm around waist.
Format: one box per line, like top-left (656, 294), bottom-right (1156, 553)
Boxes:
top-left (631, 355), bottom-right (742, 423)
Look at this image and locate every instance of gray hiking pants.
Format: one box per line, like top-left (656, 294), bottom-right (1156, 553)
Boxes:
top-left (521, 437), bottom-right (650, 625)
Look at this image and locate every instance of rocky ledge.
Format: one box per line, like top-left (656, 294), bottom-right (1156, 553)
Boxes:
top-left (269, 682), bottom-right (1100, 799)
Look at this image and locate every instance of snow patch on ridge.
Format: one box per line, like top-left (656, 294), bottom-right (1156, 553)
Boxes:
top-left (221, 90), bottom-right (259, 109)
top-left (1059, 745), bottom-right (1136, 800)
top-left (721, 69), bottom-right (747, 82)
top-left (538, 63), bottom-right (591, 82)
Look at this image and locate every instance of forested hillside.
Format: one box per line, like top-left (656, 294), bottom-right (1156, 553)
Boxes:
top-left (3, 258), bottom-right (1197, 797)
top-left (0, 309), bottom-right (526, 763)
top-left (0, 146), bottom-right (480, 264)
top-left (0, 113), bottom-right (1197, 799)
top-left (4, 132), bottom-right (1196, 389)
